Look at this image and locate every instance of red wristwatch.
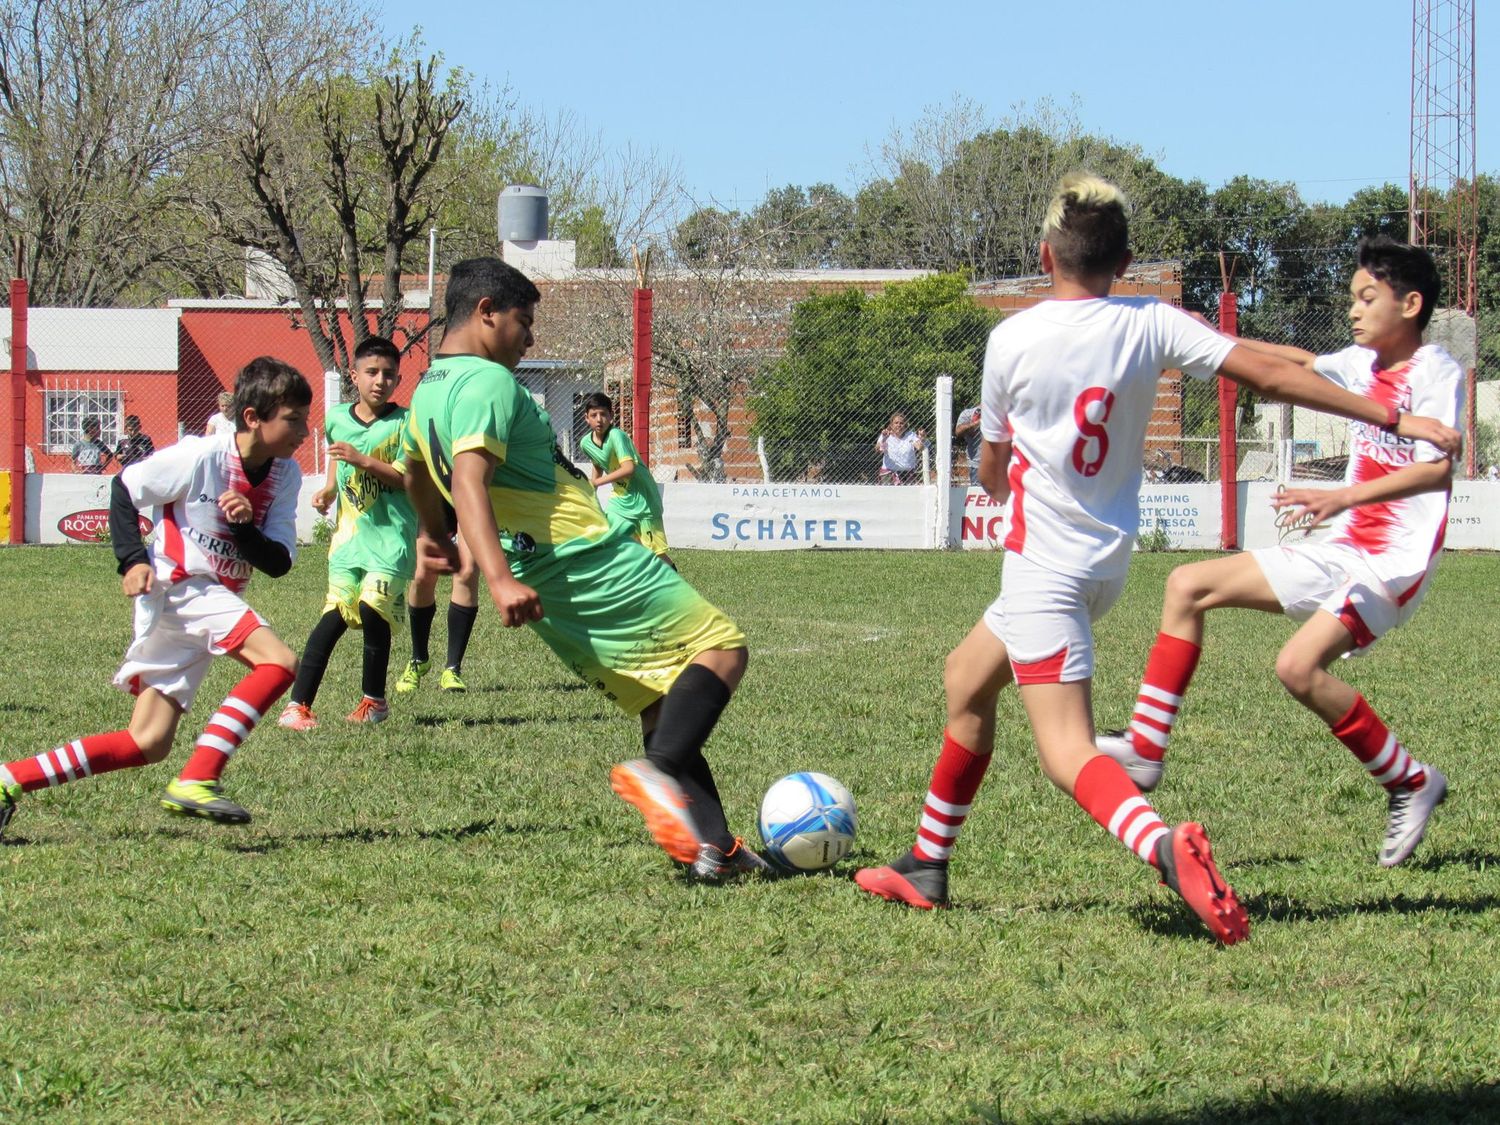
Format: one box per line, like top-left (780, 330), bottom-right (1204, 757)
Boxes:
top-left (1381, 404), bottom-right (1400, 432)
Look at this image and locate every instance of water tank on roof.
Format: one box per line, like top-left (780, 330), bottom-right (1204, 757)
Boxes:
top-left (498, 184), bottom-right (548, 242)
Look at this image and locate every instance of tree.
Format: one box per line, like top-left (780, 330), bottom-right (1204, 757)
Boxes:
top-left (0, 0), bottom-right (245, 304)
top-left (210, 32), bottom-right (469, 376)
top-left (752, 273), bottom-right (998, 482)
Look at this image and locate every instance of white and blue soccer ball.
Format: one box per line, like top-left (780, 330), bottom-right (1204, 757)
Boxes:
top-left (758, 771), bottom-right (857, 872)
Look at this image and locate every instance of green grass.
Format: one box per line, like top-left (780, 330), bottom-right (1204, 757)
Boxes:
top-left (2, 546), bottom-right (1499, 1122)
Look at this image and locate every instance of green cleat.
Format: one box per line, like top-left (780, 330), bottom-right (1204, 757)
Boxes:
top-left (394, 659), bottom-right (430, 694)
top-left (160, 779), bottom-right (251, 825)
top-left (439, 667), bottom-right (467, 693)
top-left (0, 774), bottom-right (20, 841)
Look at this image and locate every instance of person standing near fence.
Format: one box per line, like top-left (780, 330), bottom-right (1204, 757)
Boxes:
top-left (114, 414), bottom-right (155, 468)
top-left (72, 417), bottom-right (114, 474)
top-left (955, 404), bottom-right (983, 485)
top-left (876, 412), bottom-right (925, 484)
top-left (205, 391), bottom-right (236, 437)
top-left (853, 175), bottom-right (1461, 945)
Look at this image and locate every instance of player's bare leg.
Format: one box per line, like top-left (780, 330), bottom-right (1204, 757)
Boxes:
top-left (1101, 554), bottom-right (1284, 789)
top-left (161, 626), bottom-right (295, 825)
top-left (1279, 610), bottom-right (1446, 866)
top-left (1024, 678), bottom-right (1248, 945)
top-left (0, 687), bottom-right (182, 839)
top-left (856, 623), bottom-right (1013, 909)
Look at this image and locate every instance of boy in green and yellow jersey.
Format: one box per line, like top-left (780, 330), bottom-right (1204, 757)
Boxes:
top-left (280, 336), bottom-right (416, 729)
top-left (579, 391), bottom-right (674, 569)
top-left (402, 257), bottom-right (768, 881)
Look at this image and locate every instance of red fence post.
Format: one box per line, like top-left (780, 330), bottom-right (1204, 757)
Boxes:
top-left (8, 278), bottom-right (27, 544)
top-left (632, 287), bottom-right (653, 465)
top-left (1217, 290), bottom-right (1239, 551)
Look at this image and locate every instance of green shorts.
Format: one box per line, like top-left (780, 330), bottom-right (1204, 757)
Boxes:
top-left (525, 535), bottom-right (744, 715)
top-left (324, 568), bottom-right (407, 629)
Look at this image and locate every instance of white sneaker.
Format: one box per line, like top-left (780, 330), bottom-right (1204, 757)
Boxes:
top-left (1379, 765), bottom-right (1447, 867)
top-left (1096, 730), bottom-right (1163, 792)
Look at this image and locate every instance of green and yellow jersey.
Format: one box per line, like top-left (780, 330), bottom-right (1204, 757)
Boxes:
top-left (403, 354), bottom-right (615, 580)
top-left (326, 401), bottom-right (416, 582)
top-left (578, 425), bottom-right (664, 528)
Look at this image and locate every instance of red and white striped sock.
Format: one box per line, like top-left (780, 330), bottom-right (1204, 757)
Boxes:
top-left (178, 664), bottom-right (294, 783)
top-left (911, 729), bottom-right (992, 863)
top-left (2, 731), bottom-right (146, 793)
top-left (1074, 754), bottom-right (1170, 866)
top-left (1331, 694), bottom-right (1425, 791)
top-left (1128, 632), bottom-right (1201, 762)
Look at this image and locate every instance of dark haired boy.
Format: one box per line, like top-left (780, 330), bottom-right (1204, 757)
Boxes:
top-left (1100, 235), bottom-right (1462, 868)
top-left (281, 336), bottom-right (415, 729)
top-left (578, 391), bottom-right (674, 568)
top-left (402, 257), bottom-right (767, 880)
top-left (115, 414), bottom-right (155, 468)
top-left (854, 178), bottom-right (1460, 943)
top-left (0, 357), bottom-right (311, 836)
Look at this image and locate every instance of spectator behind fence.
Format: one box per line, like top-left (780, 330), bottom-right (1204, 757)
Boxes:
top-left (876, 412), bottom-right (926, 484)
top-left (72, 417), bottom-right (114, 474)
top-left (114, 414), bottom-right (155, 468)
top-left (955, 404), bottom-right (982, 485)
top-left (205, 391), bottom-right (236, 437)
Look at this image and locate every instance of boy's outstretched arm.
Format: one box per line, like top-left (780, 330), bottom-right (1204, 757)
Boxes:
top-left (450, 450), bottom-right (543, 628)
top-left (1218, 346), bottom-right (1461, 456)
top-left (1272, 458), bottom-right (1454, 529)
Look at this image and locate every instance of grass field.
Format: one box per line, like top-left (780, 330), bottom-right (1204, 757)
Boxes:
top-left (2, 545), bottom-right (1499, 1123)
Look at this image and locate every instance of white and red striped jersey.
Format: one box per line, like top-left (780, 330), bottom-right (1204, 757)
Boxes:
top-left (980, 297), bottom-right (1232, 579)
top-left (120, 432), bottom-right (301, 593)
top-left (1312, 343), bottom-right (1463, 597)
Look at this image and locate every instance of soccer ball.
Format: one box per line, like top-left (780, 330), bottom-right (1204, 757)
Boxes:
top-left (758, 771), bottom-right (857, 872)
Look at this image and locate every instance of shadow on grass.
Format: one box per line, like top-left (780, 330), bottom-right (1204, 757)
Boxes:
top-left (0, 701), bottom-right (44, 715)
top-left (228, 818), bottom-right (540, 853)
top-left (1410, 847), bottom-right (1500, 873)
top-left (411, 713), bottom-right (612, 728)
top-left (1134, 889), bottom-right (1500, 940)
top-left (993, 1079), bottom-right (1500, 1124)
top-left (1222, 852), bottom-right (1307, 871)
top-left (463, 680), bottom-right (590, 695)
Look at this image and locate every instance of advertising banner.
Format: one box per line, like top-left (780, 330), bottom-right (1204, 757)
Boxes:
top-left (663, 483), bottom-right (930, 550)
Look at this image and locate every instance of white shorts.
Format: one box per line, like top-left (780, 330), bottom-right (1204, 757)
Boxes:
top-left (1250, 541), bottom-right (1431, 653)
top-left (982, 552), bottom-right (1127, 684)
top-left (113, 578), bottom-right (266, 709)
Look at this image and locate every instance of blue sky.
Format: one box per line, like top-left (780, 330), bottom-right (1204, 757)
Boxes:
top-left (383, 0), bottom-right (1494, 211)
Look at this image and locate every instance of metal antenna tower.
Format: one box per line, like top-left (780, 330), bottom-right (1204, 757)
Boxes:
top-left (1409, 0), bottom-right (1477, 316)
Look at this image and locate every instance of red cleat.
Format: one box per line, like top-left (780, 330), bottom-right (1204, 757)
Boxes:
top-left (854, 862), bottom-right (948, 910)
top-left (1156, 822), bottom-right (1249, 946)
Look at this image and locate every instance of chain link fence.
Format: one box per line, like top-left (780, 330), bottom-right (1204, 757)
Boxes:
top-left (5, 267), bottom-right (1495, 501)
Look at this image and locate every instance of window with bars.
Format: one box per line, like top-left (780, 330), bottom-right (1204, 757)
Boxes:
top-left (45, 388), bottom-right (122, 453)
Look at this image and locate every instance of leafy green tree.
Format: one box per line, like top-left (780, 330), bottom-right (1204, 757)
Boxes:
top-left (752, 273), bottom-right (998, 482)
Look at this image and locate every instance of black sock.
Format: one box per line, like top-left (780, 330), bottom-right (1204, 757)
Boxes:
top-left (646, 664), bottom-right (736, 850)
top-left (891, 850), bottom-right (948, 873)
top-left (358, 601), bottom-right (392, 700)
top-left (409, 602), bottom-right (436, 664)
top-left (291, 610), bottom-right (347, 707)
top-left (446, 603), bottom-right (478, 672)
